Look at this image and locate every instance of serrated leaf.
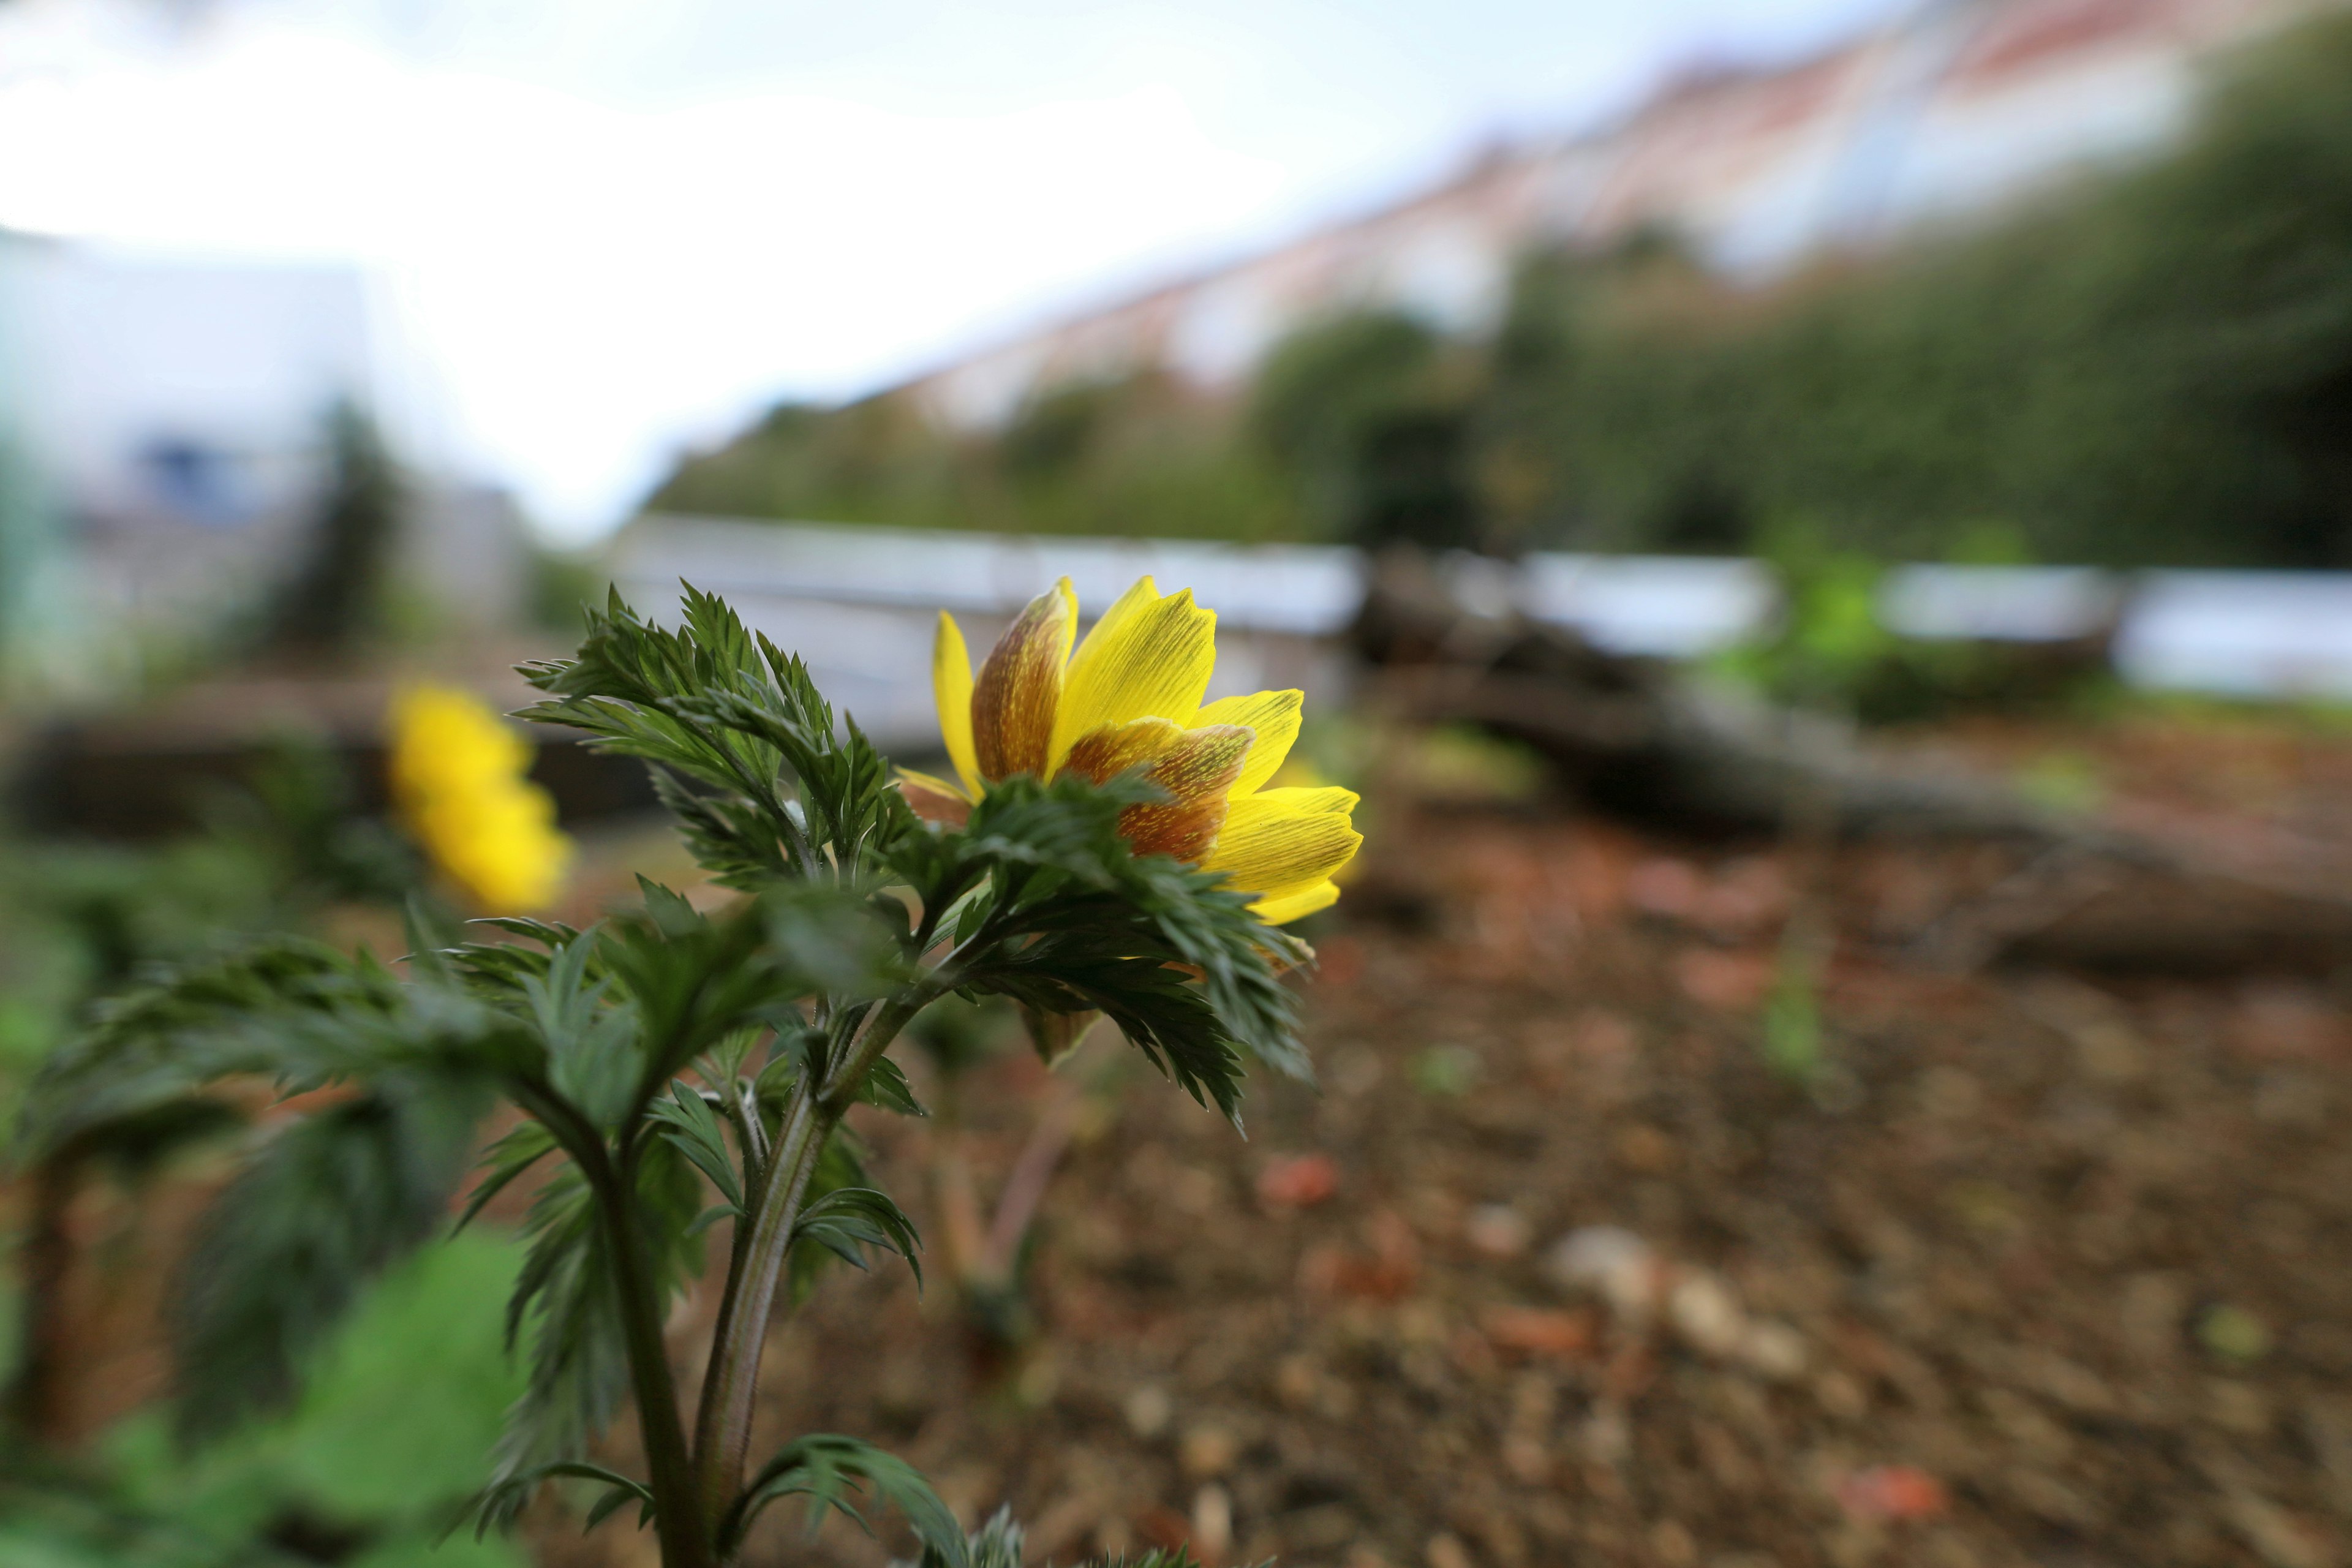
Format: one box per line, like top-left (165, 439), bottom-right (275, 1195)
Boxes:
top-left (791, 1185), bottom-right (923, 1289)
top-left (649, 1079), bottom-right (744, 1212)
top-left (685, 1202), bottom-right (738, 1238)
top-left (723, 1433), bottom-right (966, 1566)
top-left (173, 1074), bottom-right (490, 1442)
top-left (636, 875), bottom-right (706, 936)
top-left (857, 1054), bottom-right (927, 1117)
top-left (453, 1119), bottom-right (559, 1233)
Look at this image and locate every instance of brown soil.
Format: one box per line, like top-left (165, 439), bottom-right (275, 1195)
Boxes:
top-left (538, 713), bottom-right (2352, 1568)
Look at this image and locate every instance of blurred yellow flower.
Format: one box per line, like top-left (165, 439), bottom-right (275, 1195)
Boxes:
top-left (388, 684), bottom-right (572, 911)
top-left (903, 577), bottom-right (1360, 924)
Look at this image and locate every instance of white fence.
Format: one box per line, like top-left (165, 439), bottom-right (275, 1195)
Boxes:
top-left (611, 516), bottom-right (2352, 747)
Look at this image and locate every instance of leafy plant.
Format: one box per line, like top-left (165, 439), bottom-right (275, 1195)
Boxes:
top-left (18, 585), bottom-right (1308, 1568)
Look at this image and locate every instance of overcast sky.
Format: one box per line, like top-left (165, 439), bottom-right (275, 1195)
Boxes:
top-left (0, 0), bottom-right (1902, 537)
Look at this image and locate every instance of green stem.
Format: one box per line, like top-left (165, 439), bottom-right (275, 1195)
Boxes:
top-left (516, 1084), bottom-right (713, 1568)
top-left (687, 990), bottom-right (930, 1541)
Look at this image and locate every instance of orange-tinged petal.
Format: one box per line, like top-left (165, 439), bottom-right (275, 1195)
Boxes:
top-left (1120, 723), bottom-right (1252, 862)
top-left (932, 612), bottom-right (981, 795)
top-left (1252, 880), bottom-right (1341, 924)
top-left (971, 579), bottom-right (1076, 781)
top-left (1194, 688), bottom-right (1302, 798)
top-left (1065, 718), bottom-right (1254, 864)
top-left (1047, 576), bottom-right (1217, 775)
top-left (1200, 786), bottom-right (1362, 899)
top-left (1062, 715), bottom-right (1185, 786)
top-left (895, 767), bottom-right (973, 827)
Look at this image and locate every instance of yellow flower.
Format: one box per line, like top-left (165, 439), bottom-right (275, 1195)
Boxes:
top-left (388, 684), bottom-right (573, 911)
top-left (902, 578), bottom-right (1361, 924)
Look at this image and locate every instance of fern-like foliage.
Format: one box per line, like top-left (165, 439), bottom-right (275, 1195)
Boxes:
top-left (17, 582), bottom-right (1310, 1568)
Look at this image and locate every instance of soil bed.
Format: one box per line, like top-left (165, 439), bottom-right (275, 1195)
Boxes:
top-left (554, 712), bottom-right (2352, 1568)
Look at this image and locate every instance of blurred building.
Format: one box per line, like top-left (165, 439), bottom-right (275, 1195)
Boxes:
top-left (907, 0), bottom-right (2335, 429)
top-left (0, 231), bottom-right (527, 671)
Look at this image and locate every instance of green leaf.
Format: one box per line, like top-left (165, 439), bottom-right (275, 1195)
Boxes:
top-left (17, 939), bottom-right (537, 1165)
top-left (783, 1128), bottom-right (874, 1305)
top-left (723, 1433), bottom-right (966, 1566)
top-left (635, 875), bottom-right (705, 936)
top-left (913, 1506), bottom-right (1028, 1568)
top-left (583, 1482), bottom-right (652, 1532)
top-left (516, 585), bottom-right (922, 894)
top-left (886, 771), bottom-right (1308, 1121)
top-left (173, 1074), bottom-right (491, 1442)
top-left (647, 1079), bottom-right (744, 1212)
top-left (462, 1459), bottom-right (652, 1539)
top-left (470, 1168), bottom-right (628, 1532)
top-left (791, 1185), bottom-right (923, 1289)
top-left (452, 1120), bottom-right (559, 1234)
top-left (856, 1054), bottom-right (927, 1117)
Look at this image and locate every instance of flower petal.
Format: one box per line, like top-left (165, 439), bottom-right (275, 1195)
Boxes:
top-left (895, 767), bottom-right (972, 827)
top-left (1194, 688), bottom-right (1302, 798)
top-left (1047, 576), bottom-right (1217, 775)
top-left (1062, 715), bottom-right (1185, 785)
top-left (1065, 718), bottom-right (1253, 864)
top-left (1200, 786), bottom-right (1362, 899)
top-left (932, 612), bottom-right (982, 795)
top-left (1252, 880), bottom-right (1341, 925)
top-left (971, 579), bottom-right (1076, 781)
top-left (1121, 723), bottom-right (1252, 862)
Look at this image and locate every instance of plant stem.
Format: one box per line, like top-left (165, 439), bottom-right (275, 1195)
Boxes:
top-left (687, 990), bottom-right (929, 1539)
top-left (512, 1082), bottom-right (714, 1564)
top-left (584, 1140), bottom-right (717, 1568)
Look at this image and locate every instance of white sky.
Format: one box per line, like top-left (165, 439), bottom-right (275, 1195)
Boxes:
top-left (0, 0), bottom-right (1901, 538)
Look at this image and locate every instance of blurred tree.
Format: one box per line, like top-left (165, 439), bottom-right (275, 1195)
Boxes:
top-left (261, 401), bottom-right (404, 658)
top-left (1248, 309), bottom-right (1490, 550)
top-left (638, 9), bottom-right (2352, 568)
top-left (1476, 7), bottom-right (2352, 565)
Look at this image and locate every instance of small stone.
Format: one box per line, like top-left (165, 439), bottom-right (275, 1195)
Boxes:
top-left (1740, 1320), bottom-right (1810, 1382)
top-left (1425, 1531), bottom-right (1474, 1568)
top-left (1124, 1384), bottom-right (1172, 1438)
top-left (1180, 1423), bottom-right (1240, 1479)
top-left (1258, 1153), bottom-right (1340, 1209)
top-left (1190, 1484), bottom-right (1234, 1561)
top-left (1812, 1368), bottom-right (1868, 1418)
top-left (1649, 1519), bottom-right (1699, 1566)
top-left (1546, 1226), bottom-right (1659, 1316)
top-left (1668, 1272), bottom-right (1747, 1358)
top-left (1502, 1434), bottom-right (1551, 1485)
top-left (1466, 1204), bottom-right (1533, 1258)
top-left (1836, 1465), bottom-right (1950, 1523)
top-left (1614, 1123), bottom-right (1679, 1173)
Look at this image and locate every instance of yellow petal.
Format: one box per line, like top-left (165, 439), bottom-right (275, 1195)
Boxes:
top-left (1226, 785), bottom-right (1359, 818)
top-left (1252, 880), bottom-right (1341, 924)
top-left (932, 612), bottom-right (981, 796)
top-left (971, 579), bottom-right (1076, 782)
top-left (1194, 688), bottom-right (1302, 798)
top-left (1047, 576), bottom-right (1217, 776)
top-left (1200, 786), bottom-right (1362, 899)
